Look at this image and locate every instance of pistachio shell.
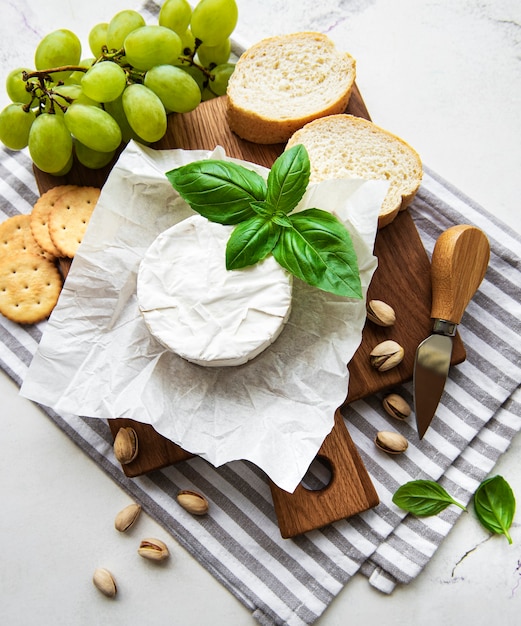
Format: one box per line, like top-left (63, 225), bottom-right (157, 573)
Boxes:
top-left (370, 340), bottom-right (404, 372)
top-left (383, 393), bottom-right (412, 421)
top-left (177, 490), bottom-right (209, 515)
top-left (138, 538), bottom-right (169, 561)
top-left (374, 430), bottom-right (408, 454)
top-left (113, 426), bottom-right (138, 464)
top-left (93, 568), bottom-right (117, 598)
top-left (114, 503), bottom-right (142, 532)
top-left (366, 299), bottom-right (396, 327)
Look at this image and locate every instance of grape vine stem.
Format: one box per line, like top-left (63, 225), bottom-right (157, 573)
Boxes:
top-left (23, 67), bottom-right (89, 81)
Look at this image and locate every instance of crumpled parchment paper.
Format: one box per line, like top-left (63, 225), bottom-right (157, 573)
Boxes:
top-left (21, 140), bottom-right (388, 492)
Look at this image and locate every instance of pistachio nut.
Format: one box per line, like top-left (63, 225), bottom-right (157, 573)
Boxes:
top-left (115, 503), bottom-right (142, 532)
top-left (177, 490), bottom-right (209, 516)
top-left (93, 568), bottom-right (117, 598)
top-left (366, 299), bottom-right (396, 327)
top-left (113, 426), bottom-right (138, 465)
top-left (370, 340), bottom-right (404, 372)
top-left (374, 430), bottom-right (408, 455)
top-left (138, 538), bottom-right (170, 562)
top-left (383, 393), bottom-right (412, 421)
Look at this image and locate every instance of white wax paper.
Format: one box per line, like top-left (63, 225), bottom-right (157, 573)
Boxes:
top-left (21, 141), bottom-right (388, 493)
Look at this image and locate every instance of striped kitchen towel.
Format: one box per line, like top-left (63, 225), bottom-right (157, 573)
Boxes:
top-left (2, 148), bottom-right (521, 626)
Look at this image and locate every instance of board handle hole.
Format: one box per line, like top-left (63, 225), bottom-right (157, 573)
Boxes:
top-left (300, 454), bottom-right (333, 492)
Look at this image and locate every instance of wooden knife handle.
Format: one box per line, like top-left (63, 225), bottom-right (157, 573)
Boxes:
top-left (430, 224), bottom-right (490, 324)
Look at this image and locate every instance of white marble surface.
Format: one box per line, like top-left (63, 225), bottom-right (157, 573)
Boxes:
top-left (1, 1), bottom-right (521, 624)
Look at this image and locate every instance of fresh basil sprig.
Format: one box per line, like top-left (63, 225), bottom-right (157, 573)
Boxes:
top-left (392, 479), bottom-right (467, 516)
top-left (166, 145), bottom-right (362, 298)
top-left (473, 475), bottom-right (516, 544)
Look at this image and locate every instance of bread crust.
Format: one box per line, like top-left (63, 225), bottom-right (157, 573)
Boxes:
top-left (226, 32), bottom-right (356, 144)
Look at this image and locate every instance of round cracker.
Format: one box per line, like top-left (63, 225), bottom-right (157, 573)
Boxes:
top-left (0, 214), bottom-right (51, 260)
top-left (0, 253), bottom-right (63, 324)
top-left (48, 186), bottom-right (100, 258)
top-left (30, 185), bottom-right (79, 256)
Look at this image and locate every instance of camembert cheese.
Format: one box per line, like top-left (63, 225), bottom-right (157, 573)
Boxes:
top-left (137, 215), bottom-right (293, 367)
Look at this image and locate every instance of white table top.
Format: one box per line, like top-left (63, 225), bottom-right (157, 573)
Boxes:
top-left (2, 1), bottom-right (520, 624)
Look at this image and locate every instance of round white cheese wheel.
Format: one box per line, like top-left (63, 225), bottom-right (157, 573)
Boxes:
top-left (137, 215), bottom-right (293, 367)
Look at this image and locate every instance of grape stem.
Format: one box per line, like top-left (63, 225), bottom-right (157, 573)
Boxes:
top-left (21, 69), bottom-right (86, 115)
top-left (177, 38), bottom-right (216, 81)
top-left (23, 67), bottom-right (89, 81)
top-left (126, 69), bottom-right (146, 84)
top-left (96, 46), bottom-right (125, 62)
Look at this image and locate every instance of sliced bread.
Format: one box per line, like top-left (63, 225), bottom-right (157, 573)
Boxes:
top-left (226, 32), bottom-right (356, 144)
top-left (286, 114), bottom-right (423, 228)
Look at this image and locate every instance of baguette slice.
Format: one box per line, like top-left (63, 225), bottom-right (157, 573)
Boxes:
top-left (226, 32), bottom-right (356, 144)
top-left (287, 114), bottom-right (423, 228)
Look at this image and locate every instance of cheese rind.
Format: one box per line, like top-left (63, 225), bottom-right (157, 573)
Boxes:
top-left (137, 215), bottom-right (293, 366)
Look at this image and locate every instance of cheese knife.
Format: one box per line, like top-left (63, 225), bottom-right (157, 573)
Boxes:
top-left (414, 224), bottom-right (490, 439)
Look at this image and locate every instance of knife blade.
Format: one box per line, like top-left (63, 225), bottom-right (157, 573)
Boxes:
top-left (414, 224), bottom-right (490, 439)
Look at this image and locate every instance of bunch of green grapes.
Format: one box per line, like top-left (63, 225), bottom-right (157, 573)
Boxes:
top-left (0, 0), bottom-right (238, 174)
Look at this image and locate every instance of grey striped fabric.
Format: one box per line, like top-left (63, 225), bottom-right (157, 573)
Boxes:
top-left (2, 147), bottom-right (521, 624)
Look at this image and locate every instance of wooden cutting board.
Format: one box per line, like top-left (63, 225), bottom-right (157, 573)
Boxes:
top-left (33, 86), bottom-right (465, 538)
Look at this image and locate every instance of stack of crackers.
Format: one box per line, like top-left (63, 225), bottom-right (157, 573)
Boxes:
top-left (0, 185), bottom-right (100, 324)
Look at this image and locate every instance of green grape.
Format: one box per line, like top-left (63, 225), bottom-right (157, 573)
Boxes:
top-left (201, 87), bottom-right (215, 102)
top-left (123, 26), bottom-right (183, 71)
top-left (6, 67), bottom-right (35, 105)
top-left (51, 84), bottom-right (81, 110)
top-left (81, 61), bottom-right (126, 102)
top-left (72, 92), bottom-right (101, 107)
top-left (34, 29), bottom-right (82, 82)
top-left (28, 113), bottom-right (73, 174)
top-left (176, 63), bottom-right (207, 91)
top-left (207, 62), bottom-right (235, 96)
top-left (104, 95), bottom-right (142, 144)
top-left (159, 0), bottom-right (192, 35)
top-left (122, 84), bottom-right (167, 142)
top-left (52, 84), bottom-right (101, 110)
top-left (190, 0), bottom-right (238, 47)
top-left (53, 152), bottom-right (74, 176)
top-left (89, 22), bottom-right (109, 57)
top-left (64, 104), bottom-right (122, 152)
top-left (65, 58), bottom-right (95, 85)
top-left (0, 104), bottom-right (36, 150)
top-left (55, 84), bottom-right (82, 99)
top-left (179, 28), bottom-right (196, 54)
top-left (144, 65), bottom-right (201, 113)
top-left (197, 39), bottom-right (231, 68)
top-left (106, 10), bottom-right (146, 51)
top-left (74, 139), bottom-right (116, 169)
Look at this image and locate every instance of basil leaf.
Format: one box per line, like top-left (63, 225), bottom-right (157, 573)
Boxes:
top-left (166, 159), bottom-right (267, 224)
top-left (226, 216), bottom-right (281, 269)
top-left (474, 475), bottom-right (515, 544)
top-left (251, 200), bottom-right (275, 219)
top-left (266, 144), bottom-right (310, 215)
top-left (272, 208), bottom-right (362, 298)
top-left (392, 480), bottom-right (467, 516)
top-left (272, 212), bottom-right (292, 228)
